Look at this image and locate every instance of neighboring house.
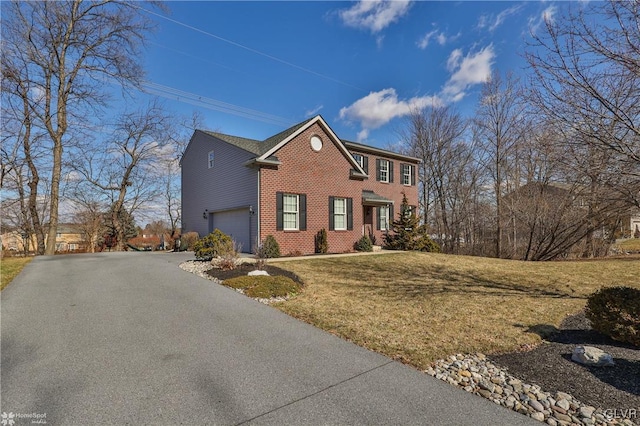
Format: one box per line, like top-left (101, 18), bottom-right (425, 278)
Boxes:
top-left (0, 223), bottom-right (85, 253)
top-left (620, 209), bottom-right (640, 238)
top-left (53, 224), bottom-right (85, 252)
top-left (181, 115), bottom-right (420, 255)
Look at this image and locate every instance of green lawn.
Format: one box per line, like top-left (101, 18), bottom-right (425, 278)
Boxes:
top-left (1, 256), bottom-right (32, 291)
top-left (273, 252), bottom-right (640, 369)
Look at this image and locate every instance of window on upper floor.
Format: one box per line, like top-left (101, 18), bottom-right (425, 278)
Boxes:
top-left (208, 150), bottom-right (215, 169)
top-left (401, 163), bottom-right (415, 186)
top-left (352, 153), bottom-right (368, 173)
top-left (376, 159), bottom-right (394, 183)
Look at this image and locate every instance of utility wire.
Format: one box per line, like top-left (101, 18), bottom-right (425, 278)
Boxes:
top-left (141, 81), bottom-right (295, 127)
top-left (132, 4), bottom-right (366, 92)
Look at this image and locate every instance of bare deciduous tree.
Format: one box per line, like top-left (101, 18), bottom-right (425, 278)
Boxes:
top-left (73, 103), bottom-right (173, 251)
top-left (1, 0), bottom-right (156, 255)
top-left (527, 0), bottom-right (640, 206)
top-left (474, 71), bottom-right (527, 258)
top-left (404, 106), bottom-right (480, 253)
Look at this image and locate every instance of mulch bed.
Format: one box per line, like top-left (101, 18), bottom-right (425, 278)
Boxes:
top-left (205, 263), bottom-right (304, 285)
top-left (490, 311), bottom-right (640, 411)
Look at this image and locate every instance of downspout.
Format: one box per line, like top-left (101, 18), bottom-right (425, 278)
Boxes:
top-left (257, 167), bottom-right (261, 249)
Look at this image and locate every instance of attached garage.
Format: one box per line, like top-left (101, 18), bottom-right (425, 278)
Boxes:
top-left (210, 208), bottom-right (252, 253)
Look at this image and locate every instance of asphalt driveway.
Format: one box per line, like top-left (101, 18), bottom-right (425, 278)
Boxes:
top-left (1, 252), bottom-right (536, 425)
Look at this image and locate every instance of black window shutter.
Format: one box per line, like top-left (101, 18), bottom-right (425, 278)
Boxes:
top-left (299, 194), bottom-right (307, 231)
top-left (276, 192), bottom-right (283, 231)
top-left (411, 164), bottom-right (416, 185)
top-left (389, 204), bottom-right (394, 224)
top-left (376, 159), bottom-right (382, 181)
top-left (363, 156), bottom-right (369, 174)
top-left (376, 206), bottom-right (381, 230)
top-left (389, 161), bottom-right (394, 183)
top-left (347, 198), bottom-right (353, 230)
top-left (329, 196), bottom-right (335, 231)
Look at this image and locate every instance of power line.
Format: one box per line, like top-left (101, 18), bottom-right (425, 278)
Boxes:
top-left (140, 81), bottom-right (295, 127)
top-left (133, 4), bottom-right (366, 92)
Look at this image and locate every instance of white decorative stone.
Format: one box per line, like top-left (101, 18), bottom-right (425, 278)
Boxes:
top-left (571, 346), bottom-right (615, 367)
top-left (248, 270), bottom-right (269, 276)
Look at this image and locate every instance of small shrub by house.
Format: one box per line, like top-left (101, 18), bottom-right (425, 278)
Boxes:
top-left (194, 229), bottom-right (234, 260)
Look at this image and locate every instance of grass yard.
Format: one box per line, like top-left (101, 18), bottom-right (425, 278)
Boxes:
top-left (1, 257), bottom-right (32, 291)
top-left (616, 238), bottom-right (640, 252)
top-left (273, 252), bottom-right (640, 370)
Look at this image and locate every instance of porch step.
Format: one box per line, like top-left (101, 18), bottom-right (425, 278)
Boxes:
top-left (372, 245), bottom-right (382, 252)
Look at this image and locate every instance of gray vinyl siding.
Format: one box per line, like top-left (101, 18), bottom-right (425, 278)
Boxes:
top-left (181, 130), bottom-right (258, 249)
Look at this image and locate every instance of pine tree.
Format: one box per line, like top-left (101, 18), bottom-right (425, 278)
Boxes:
top-left (384, 193), bottom-right (440, 252)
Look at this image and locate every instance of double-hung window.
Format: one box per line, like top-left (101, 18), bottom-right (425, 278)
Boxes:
top-left (379, 160), bottom-right (389, 182)
top-left (283, 194), bottom-right (299, 230)
top-left (277, 192), bottom-right (306, 231)
top-left (378, 205), bottom-right (390, 231)
top-left (333, 198), bottom-right (347, 230)
top-left (353, 154), bottom-right (364, 169)
top-left (329, 196), bottom-right (353, 231)
top-left (402, 164), bottom-right (413, 186)
top-left (376, 159), bottom-right (393, 183)
top-left (208, 151), bottom-right (215, 169)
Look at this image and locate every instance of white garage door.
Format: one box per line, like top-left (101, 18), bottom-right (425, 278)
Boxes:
top-left (211, 209), bottom-right (251, 253)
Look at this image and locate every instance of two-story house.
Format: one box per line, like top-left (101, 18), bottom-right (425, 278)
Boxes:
top-left (181, 115), bottom-right (420, 255)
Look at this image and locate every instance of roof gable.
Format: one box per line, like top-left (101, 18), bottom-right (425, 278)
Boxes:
top-left (258, 115), bottom-right (366, 176)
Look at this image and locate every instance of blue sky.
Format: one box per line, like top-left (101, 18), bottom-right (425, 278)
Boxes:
top-left (134, 1), bottom-right (560, 149)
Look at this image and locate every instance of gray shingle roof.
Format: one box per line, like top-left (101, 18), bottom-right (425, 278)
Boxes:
top-left (199, 116), bottom-right (417, 164)
top-left (200, 116), bottom-right (316, 157)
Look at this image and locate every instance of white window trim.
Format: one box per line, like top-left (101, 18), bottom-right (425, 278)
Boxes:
top-left (380, 160), bottom-right (389, 183)
top-left (283, 194), bottom-right (299, 231)
top-left (208, 150), bottom-right (215, 169)
top-left (334, 198), bottom-right (347, 231)
top-left (403, 164), bottom-right (412, 186)
top-left (379, 206), bottom-right (390, 231)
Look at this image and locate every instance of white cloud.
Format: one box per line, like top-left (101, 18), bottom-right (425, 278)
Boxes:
top-left (417, 29), bottom-right (438, 49)
top-left (528, 6), bottom-right (556, 35)
top-left (339, 46), bottom-right (494, 140)
top-left (417, 28), bottom-right (459, 49)
top-left (442, 45), bottom-right (495, 101)
top-left (446, 48), bottom-right (463, 72)
top-left (339, 0), bottom-right (412, 34)
top-left (357, 129), bottom-right (370, 142)
top-left (339, 88), bottom-right (441, 132)
top-left (478, 5), bottom-right (523, 32)
top-left (305, 105), bottom-right (324, 117)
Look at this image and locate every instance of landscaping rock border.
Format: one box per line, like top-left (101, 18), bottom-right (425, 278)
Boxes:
top-left (425, 353), bottom-right (635, 425)
top-left (179, 260), bottom-right (290, 304)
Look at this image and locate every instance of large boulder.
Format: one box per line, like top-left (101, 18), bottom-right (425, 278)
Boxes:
top-left (571, 346), bottom-right (615, 367)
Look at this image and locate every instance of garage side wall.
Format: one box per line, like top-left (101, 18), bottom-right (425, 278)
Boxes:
top-left (181, 131), bottom-right (258, 246)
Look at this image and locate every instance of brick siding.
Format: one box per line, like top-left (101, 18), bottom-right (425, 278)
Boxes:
top-left (259, 122), bottom-right (418, 255)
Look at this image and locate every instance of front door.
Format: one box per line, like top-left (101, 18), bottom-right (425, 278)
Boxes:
top-left (363, 206), bottom-right (374, 237)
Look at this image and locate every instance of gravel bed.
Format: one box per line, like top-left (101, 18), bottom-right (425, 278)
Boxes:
top-left (426, 352), bottom-right (636, 425)
top-left (179, 260), bottom-right (294, 304)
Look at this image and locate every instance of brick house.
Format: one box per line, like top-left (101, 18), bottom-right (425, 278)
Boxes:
top-left (181, 115), bottom-right (420, 255)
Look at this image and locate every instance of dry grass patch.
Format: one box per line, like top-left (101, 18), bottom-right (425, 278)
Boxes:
top-left (1, 257), bottom-right (32, 291)
top-left (272, 252), bottom-right (640, 370)
top-left (617, 238), bottom-right (640, 251)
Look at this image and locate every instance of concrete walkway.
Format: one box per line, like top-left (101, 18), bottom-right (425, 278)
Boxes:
top-left (1, 252), bottom-right (536, 425)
